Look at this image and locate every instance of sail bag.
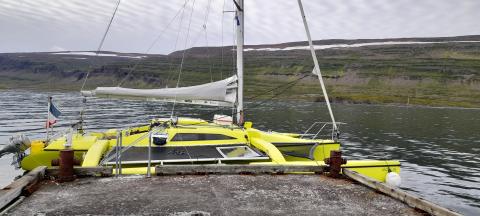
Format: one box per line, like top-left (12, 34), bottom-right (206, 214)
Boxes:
top-left (81, 76), bottom-right (237, 106)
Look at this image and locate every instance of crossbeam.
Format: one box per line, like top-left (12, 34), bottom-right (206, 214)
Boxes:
top-left (155, 164), bottom-right (325, 175)
top-left (46, 167), bottom-right (113, 177)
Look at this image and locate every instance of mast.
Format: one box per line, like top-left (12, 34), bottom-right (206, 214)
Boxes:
top-left (235, 0), bottom-right (244, 125)
top-left (297, 0), bottom-right (338, 132)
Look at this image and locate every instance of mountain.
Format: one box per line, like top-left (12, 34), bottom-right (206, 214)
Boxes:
top-left (1, 35), bottom-right (480, 108)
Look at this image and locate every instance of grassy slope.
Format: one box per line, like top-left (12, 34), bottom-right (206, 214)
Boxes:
top-left (1, 37), bottom-right (479, 108)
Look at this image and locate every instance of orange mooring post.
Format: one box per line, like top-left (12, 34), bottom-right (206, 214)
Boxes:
top-left (325, 150), bottom-right (347, 178)
top-left (59, 149), bottom-right (75, 182)
top-left (51, 149), bottom-right (76, 182)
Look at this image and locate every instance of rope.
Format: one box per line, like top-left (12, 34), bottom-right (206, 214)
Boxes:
top-left (247, 73), bottom-right (311, 101)
top-left (231, 1), bottom-right (236, 77)
top-left (80, 0), bottom-right (121, 92)
top-left (196, 73), bottom-right (312, 122)
top-left (170, 0), bottom-right (197, 118)
top-left (245, 74), bottom-right (311, 111)
top-left (77, 0), bottom-right (121, 128)
top-left (220, 0), bottom-right (226, 79)
top-left (165, 1), bottom-right (190, 87)
top-left (188, 74), bottom-right (310, 126)
top-left (203, 0), bottom-right (214, 82)
top-left (184, 0), bottom-right (213, 80)
top-left (117, 0), bottom-right (191, 87)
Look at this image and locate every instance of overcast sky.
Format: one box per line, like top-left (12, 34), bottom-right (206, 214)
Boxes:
top-left (1, 0), bottom-right (479, 54)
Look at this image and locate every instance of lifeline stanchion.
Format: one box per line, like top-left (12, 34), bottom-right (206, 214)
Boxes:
top-left (118, 131), bottom-right (122, 175)
top-left (115, 130), bottom-right (121, 177)
top-left (147, 131), bottom-right (152, 178)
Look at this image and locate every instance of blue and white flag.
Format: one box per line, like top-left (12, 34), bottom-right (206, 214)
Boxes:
top-left (46, 100), bottom-right (61, 128)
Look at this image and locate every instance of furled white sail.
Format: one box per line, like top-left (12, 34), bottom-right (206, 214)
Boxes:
top-left (81, 76), bottom-right (237, 106)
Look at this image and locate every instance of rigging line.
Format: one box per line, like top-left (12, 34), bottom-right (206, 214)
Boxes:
top-left (80, 0), bottom-right (121, 92)
top-left (203, 0), bottom-right (213, 82)
top-left (242, 75), bottom-right (311, 111)
top-left (170, 0), bottom-right (197, 118)
top-left (231, 0), bottom-right (236, 76)
top-left (182, 0), bottom-right (213, 80)
top-left (117, 0), bottom-right (190, 87)
top-left (165, 0), bottom-right (190, 87)
top-left (186, 0), bottom-right (212, 47)
top-left (231, 77), bottom-right (307, 121)
top-left (247, 73), bottom-right (311, 101)
top-left (196, 73), bottom-right (312, 121)
top-left (190, 75), bottom-right (310, 127)
top-left (220, 0), bottom-right (226, 79)
top-left (232, 0), bottom-right (243, 11)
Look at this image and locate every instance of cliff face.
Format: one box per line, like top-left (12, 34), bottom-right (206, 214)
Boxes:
top-left (1, 36), bottom-right (480, 107)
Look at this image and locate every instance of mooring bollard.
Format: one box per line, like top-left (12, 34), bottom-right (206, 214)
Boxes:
top-left (50, 127), bottom-right (77, 182)
top-left (325, 150), bottom-right (347, 178)
top-left (58, 149), bottom-right (75, 182)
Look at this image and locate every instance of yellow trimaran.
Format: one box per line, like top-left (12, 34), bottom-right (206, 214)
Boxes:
top-left (23, 117), bottom-right (399, 182)
top-left (16, 0), bottom-right (400, 183)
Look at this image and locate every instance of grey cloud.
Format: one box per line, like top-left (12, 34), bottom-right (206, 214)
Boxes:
top-left (0, 0), bottom-right (479, 54)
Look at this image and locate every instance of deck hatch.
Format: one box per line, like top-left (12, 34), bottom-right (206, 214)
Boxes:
top-left (216, 146), bottom-right (262, 158)
top-left (103, 144), bottom-right (269, 165)
top-left (171, 133), bottom-right (237, 141)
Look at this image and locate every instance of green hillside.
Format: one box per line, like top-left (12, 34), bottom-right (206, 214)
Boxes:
top-left (1, 36), bottom-right (480, 107)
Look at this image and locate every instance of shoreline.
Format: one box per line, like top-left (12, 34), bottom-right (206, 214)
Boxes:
top-left (1, 87), bottom-right (479, 110)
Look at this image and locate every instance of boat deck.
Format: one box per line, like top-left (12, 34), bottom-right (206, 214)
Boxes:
top-left (6, 175), bottom-right (423, 215)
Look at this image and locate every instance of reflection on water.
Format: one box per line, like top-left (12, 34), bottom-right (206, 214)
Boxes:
top-left (0, 90), bottom-right (479, 215)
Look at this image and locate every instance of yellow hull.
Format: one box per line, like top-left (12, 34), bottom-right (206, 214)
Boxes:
top-left (20, 118), bottom-right (400, 182)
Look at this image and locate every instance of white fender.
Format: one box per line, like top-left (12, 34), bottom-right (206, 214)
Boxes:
top-left (386, 172), bottom-right (401, 187)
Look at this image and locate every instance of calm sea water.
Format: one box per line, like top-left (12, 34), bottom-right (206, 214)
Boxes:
top-left (0, 90), bottom-right (479, 215)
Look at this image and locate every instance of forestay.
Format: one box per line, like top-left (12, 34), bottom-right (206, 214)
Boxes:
top-left (81, 75), bottom-right (237, 106)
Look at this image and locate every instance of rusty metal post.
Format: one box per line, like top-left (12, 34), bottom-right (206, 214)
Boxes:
top-left (324, 150), bottom-right (347, 178)
top-left (58, 149), bottom-right (75, 182)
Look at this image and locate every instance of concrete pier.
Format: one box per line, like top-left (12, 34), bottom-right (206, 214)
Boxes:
top-left (5, 175), bottom-right (423, 216)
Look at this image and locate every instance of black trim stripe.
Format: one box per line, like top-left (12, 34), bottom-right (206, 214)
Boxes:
top-left (281, 151), bottom-right (311, 159)
top-left (343, 165), bottom-right (401, 168)
top-left (272, 142), bottom-right (338, 147)
top-left (44, 149), bottom-right (88, 152)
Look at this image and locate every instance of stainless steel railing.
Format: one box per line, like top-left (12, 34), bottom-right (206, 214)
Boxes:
top-left (300, 122), bottom-right (345, 141)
